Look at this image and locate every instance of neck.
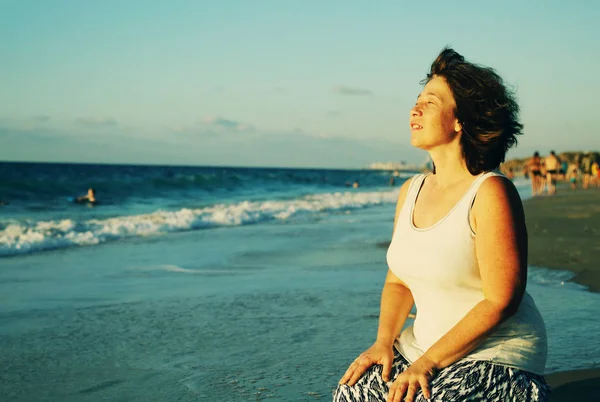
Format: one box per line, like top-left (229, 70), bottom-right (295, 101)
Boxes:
top-left (428, 149), bottom-right (473, 188)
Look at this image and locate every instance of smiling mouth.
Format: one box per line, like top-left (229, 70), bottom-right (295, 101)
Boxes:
top-left (410, 123), bottom-right (423, 130)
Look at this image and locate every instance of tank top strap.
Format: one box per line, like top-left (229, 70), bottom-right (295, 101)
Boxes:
top-left (406, 173), bottom-right (428, 207)
top-left (396, 174), bottom-right (428, 227)
top-left (463, 171), bottom-right (505, 212)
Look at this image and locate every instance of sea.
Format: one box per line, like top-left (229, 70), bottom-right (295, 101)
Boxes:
top-left (1, 161), bottom-right (599, 401)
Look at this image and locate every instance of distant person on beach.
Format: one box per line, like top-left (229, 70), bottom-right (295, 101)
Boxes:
top-left (567, 161), bottom-right (579, 190)
top-left (591, 159), bottom-right (599, 188)
top-left (506, 167), bottom-right (514, 180)
top-left (502, 166), bottom-right (515, 180)
top-left (559, 159), bottom-right (568, 181)
top-left (75, 188), bottom-right (97, 204)
top-left (335, 48), bottom-right (549, 402)
top-left (580, 152), bottom-right (593, 189)
top-left (544, 150), bottom-right (560, 195)
top-left (352, 180), bottom-right (360, 189)
top-left (525, 151), bottom-right (544, 196)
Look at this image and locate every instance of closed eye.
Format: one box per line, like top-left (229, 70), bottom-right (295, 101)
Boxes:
top-left (415, 99), bottom-right (437, 107)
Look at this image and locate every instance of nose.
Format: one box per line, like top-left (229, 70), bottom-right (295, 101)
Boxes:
top-left (410, 104), bottom-right (422, 118)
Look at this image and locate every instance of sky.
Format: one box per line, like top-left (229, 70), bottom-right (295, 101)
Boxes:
top-left (1, 0), bottom-right (599, 168)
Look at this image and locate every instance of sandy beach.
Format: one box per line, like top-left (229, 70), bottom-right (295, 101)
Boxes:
top-left (524, 188), bottom-right (600, 402)
top-left (525, 189), bottom-right (600, 292)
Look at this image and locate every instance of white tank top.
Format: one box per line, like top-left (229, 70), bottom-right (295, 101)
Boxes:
top-left (387, 172), bottom-right (547, 374)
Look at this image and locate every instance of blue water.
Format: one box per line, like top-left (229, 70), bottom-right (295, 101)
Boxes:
top-left (0, 162), bottom-right (412, 256)
top-left (1, 162), bottom-right (598, 401)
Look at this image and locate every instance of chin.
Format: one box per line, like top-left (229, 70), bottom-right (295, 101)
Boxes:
top-left (410, 134), bottom-right (428, 150)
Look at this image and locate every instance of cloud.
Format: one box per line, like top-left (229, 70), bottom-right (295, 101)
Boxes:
top-left (33, 115), bottom-right (51, 122)
top-left (75, 117), bottom-right (118, 128)
top-left (332, 86), bottom-right (373, 96)
top-left (0, 125), bottom-right (78, 145)
top-left (203, 116), bottom-right (254, 132)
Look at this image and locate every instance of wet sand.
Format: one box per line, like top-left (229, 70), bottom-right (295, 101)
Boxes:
top-left (546, 368), bottom-right (600, 402)
top-left (524, 189), bottom-right (600, 401)
top-left (525, 189), bottom-right (600, 293)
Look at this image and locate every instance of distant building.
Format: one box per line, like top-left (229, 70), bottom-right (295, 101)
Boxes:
top-left (366, 161), bottom-right (421, 171)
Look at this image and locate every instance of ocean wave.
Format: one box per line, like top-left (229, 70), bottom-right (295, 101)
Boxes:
top-left (0, 189), bottom-right (399, 256)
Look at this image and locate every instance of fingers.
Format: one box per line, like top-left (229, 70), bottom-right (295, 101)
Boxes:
top-left (382, 356), bottom-right (392, 382)
top-left (338, 361), bottom-right (356, 385)
top-left (388, 379), bottom-right (428, 402)
top-left (418, 376), bottom-right (431, 400)
top-left (339, 357), bottom-right (372, 386)
top-left (404, 384), bottom-right (417, 402)
top-left (387, 381), bottom-right (407, 402)
top-left (347, 359), bottom-right (372, 386)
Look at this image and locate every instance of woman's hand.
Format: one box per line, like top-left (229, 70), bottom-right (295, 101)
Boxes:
top-left (387, 355), bottom-right (438, 402)
top-left (339, 341), bottom-right (395, 386)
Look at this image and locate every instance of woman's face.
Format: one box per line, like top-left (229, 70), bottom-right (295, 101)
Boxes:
top-left (409, 75), bottom-right (461, 150)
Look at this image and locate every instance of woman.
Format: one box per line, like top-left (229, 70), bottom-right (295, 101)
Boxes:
top-left (544, 151), bottom-right (560, 195)
top-left (334, 48), bottom-right (549, 402)
top-left (526, 152), bottom-right (544, 196)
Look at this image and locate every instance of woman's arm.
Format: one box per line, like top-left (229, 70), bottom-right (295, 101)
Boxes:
top-left (376, 271), bottom-right (414, 347)
top-left (422, 176), bottom-right (528, 369)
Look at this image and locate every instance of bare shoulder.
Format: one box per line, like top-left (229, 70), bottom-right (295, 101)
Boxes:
top-left (472, 175), bottom-right (525, 231)
top-left (476, 175), bottom-right (521, 205)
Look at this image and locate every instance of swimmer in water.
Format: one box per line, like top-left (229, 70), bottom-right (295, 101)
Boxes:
top-left (76, 188), bottom-right (97, 204)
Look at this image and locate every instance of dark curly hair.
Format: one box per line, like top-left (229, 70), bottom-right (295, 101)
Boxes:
top-left (423, 47), bottom-right (523, 174)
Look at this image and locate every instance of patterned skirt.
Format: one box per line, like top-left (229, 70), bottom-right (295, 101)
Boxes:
top-left (333, 348), bottom-right (550, 401)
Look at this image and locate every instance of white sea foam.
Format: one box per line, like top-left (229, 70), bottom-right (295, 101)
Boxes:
top-left (0, 189), bottom-right (399, 256)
